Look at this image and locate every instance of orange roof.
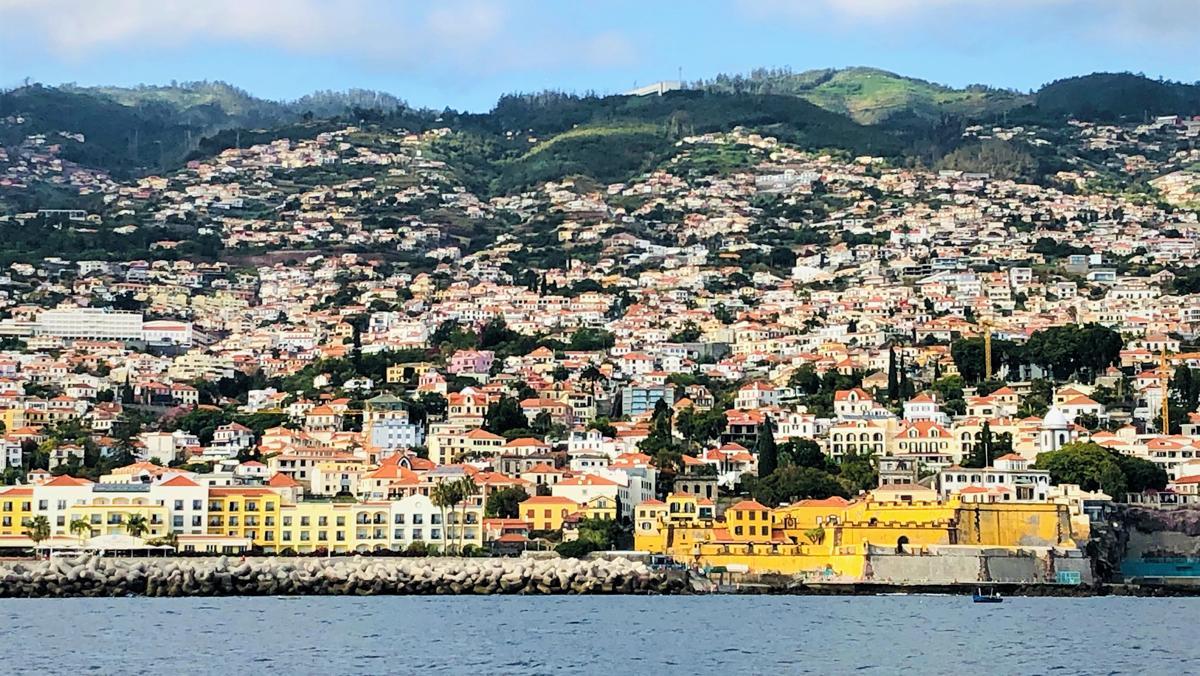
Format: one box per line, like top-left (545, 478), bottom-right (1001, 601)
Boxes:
top-left (520, 495), bottom-right (578, 505)
top-left (266, 473), bottom-right (302, 487)
top-left (506, 437), bottom-right (549, 447)
top-left (158, 475), bottom-right (200, 487)
top-left (729, 499), bottom-right (769, 511)
top-left (795, 496), bottom-right (851, 507)
top-left (558, 474), bottom-right (619, 487)
top-left (42, 475), bottom-right (93, 487)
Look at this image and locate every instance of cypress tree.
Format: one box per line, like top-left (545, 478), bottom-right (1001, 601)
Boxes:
top-left (756, 415), bottom-right (778, 477)
top-left (887, 346), bottom-right (899, 402)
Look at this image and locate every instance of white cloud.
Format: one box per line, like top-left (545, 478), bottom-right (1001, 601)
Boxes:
top-left (0, 0), bottom-right (637, 74)
top-left (738, 0), bottom-right (1200, 43)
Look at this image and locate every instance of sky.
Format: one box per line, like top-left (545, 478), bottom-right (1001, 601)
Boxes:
top-left (1, 0), bottom-right (1198, 112)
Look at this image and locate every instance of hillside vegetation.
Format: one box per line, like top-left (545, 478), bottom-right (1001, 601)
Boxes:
top-left (3, 70), bottom-right (1199, 194)
top-left (1034, 73), bottom-right (1200, 121)
top-left (428, 90), bottom-right (904, 195)
top-left (699, 67), bottom-right (1028, 124)
top-left (1, 82), bottom-right (418, 177)
top-left (700, 68), bottom-right (1200, 125)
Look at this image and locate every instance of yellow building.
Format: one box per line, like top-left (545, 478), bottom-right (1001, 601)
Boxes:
top-left (0, 487), bottom-right (33, 537)
top-left (351, 502), bottom-right (393, 553)
top-left (520, 496), bottom-right (579, 531)
top-left (207, 487), bottom-right (281, 549)
top-left (277, 501), bottom-right (355, 553)
top-left (310, 460), bottom-right (372, 497)
top-left (580, 495), bottom-right (617, 521)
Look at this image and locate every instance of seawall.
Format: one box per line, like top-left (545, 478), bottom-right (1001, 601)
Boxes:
top-left (0, 555), bottom-right (687, 598)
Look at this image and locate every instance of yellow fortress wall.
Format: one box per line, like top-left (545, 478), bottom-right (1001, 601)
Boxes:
top-left (635, 492), bottom-right (1086, 578)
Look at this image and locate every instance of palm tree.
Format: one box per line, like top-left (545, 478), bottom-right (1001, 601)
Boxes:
top-left (124, 513), bottom-right (149, 539)
top-left (454, 476), bottom-right (477, 555)
top-left (69, 518), bottom-right (93, 542)
top-left (24, 515), bottom-right (50, 555)
top-left (429, 482), bottom-right (459, 555)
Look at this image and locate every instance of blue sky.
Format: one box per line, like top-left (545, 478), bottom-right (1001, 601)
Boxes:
top-left (2, 0), bottom-right (1198, 112)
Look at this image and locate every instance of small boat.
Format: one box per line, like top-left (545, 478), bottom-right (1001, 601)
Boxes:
top-left (972, 587), bottom-right (1003, 603)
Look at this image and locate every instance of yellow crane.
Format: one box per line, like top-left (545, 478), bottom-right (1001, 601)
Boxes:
top-left (1160, 349), bottom-right (1173, 433)
top-left (979, 319), bottom-right (994, 380)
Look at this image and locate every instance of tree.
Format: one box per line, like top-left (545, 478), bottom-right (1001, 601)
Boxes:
top-left (454, 476), bottom-right (477, 553)
top-left (1023, 324), bottom-right (1123, 382)
top-left (555, 538), bottom-right (598, 559)
top-left (24, 515), bottom-right (50, 549)
top-left (670, 321), bottom-right (702, 343)
top-left (745, 465), bottom-right (848, 506)
top-left (778, 438), bottom-right (831, 472)
top-left (837, 451), bottom-right (877, 494)
top-left (887, 347), bottom-right (899, 402)
top-left (952, 337), bottom-right (1022, 384)
top-left (588, 417), bottom-right (617, 439)
top-left (1033, 441), bottom-right (1165, 497)
top-left (964, 421), bottom-right (995, 468)
top-left (1113, 452), bottom-right (1169, 494)
top-left (532, 410), bottom-right (554, 435)
top-left (789, 364), bottom-right (822, 395)
top-left (567, 328), bottom-right (615, 351)
top-left (755, 416), bottom-right (778, 477)
top-left (430, 481), bottom-right (459, 553)
top-left (485, 397), bottom-right (529, 435)
top-left (485, 486), bottom-right (529, 518)
top-left (556, 517), bottom-right (620, 557)
top-left (124, 513), bottom-right (149, 539)
top-left (69, 518), bottom-right (93, 541)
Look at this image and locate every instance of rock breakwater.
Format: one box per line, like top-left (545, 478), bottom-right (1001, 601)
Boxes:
top-left (0, 555), bottom-right (686, 598)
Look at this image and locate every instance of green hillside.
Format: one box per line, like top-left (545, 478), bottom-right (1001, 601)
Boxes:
top-left (0, 85), bottom-right (198, 177)
top-left (5, 69), bottom-right (1198, 195)
top-left (431, 89), bottom-right (905, 195)
top-left (700, 67), bottom-right (1029, 124)
top-left (1033, 73), bottom-right (1200, 121)
top-left (1, 82), bottom-right (421, 177)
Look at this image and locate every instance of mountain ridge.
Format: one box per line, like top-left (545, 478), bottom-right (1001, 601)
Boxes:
top-left (3, 70), bottom-right (1199, 194)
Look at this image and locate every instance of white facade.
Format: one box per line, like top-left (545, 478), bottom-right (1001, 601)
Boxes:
top-left (36, 309), bottom-right (143, 341)
top-left (937, 455), bottom-right (1052, 502)
top-left (367, 418), bottom-right (424, 451)
top-left (389, 494), bottom-right (482, 550)
top-left (142, 320), bottom-right (194, 347)
top-left (150, 478), bottom-right (210, 534)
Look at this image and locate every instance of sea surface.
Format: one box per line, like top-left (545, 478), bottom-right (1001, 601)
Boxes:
top-left (3, 595), bottom-right (1197, 675)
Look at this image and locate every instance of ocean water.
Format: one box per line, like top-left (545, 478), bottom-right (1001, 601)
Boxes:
top-left (2, 595), bottom-right (1197, 675)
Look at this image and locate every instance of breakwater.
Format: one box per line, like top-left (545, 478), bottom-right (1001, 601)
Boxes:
top-left (0, 555), bottom-right (686, 598)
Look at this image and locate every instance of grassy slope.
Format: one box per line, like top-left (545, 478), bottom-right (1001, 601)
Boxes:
top-left (800, 68), bottom-right (1026, 124)
top-left (702, 67), bottom-right (1029, 124)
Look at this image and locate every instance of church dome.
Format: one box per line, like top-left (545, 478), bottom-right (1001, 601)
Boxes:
top-left (1041, 407), bottom-right (1070, 430)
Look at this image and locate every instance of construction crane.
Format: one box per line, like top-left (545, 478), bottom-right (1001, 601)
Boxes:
top-left (1160, 349), bottom-right (1173, 433)
top-left (979, 319), bottom-right (994, 380)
